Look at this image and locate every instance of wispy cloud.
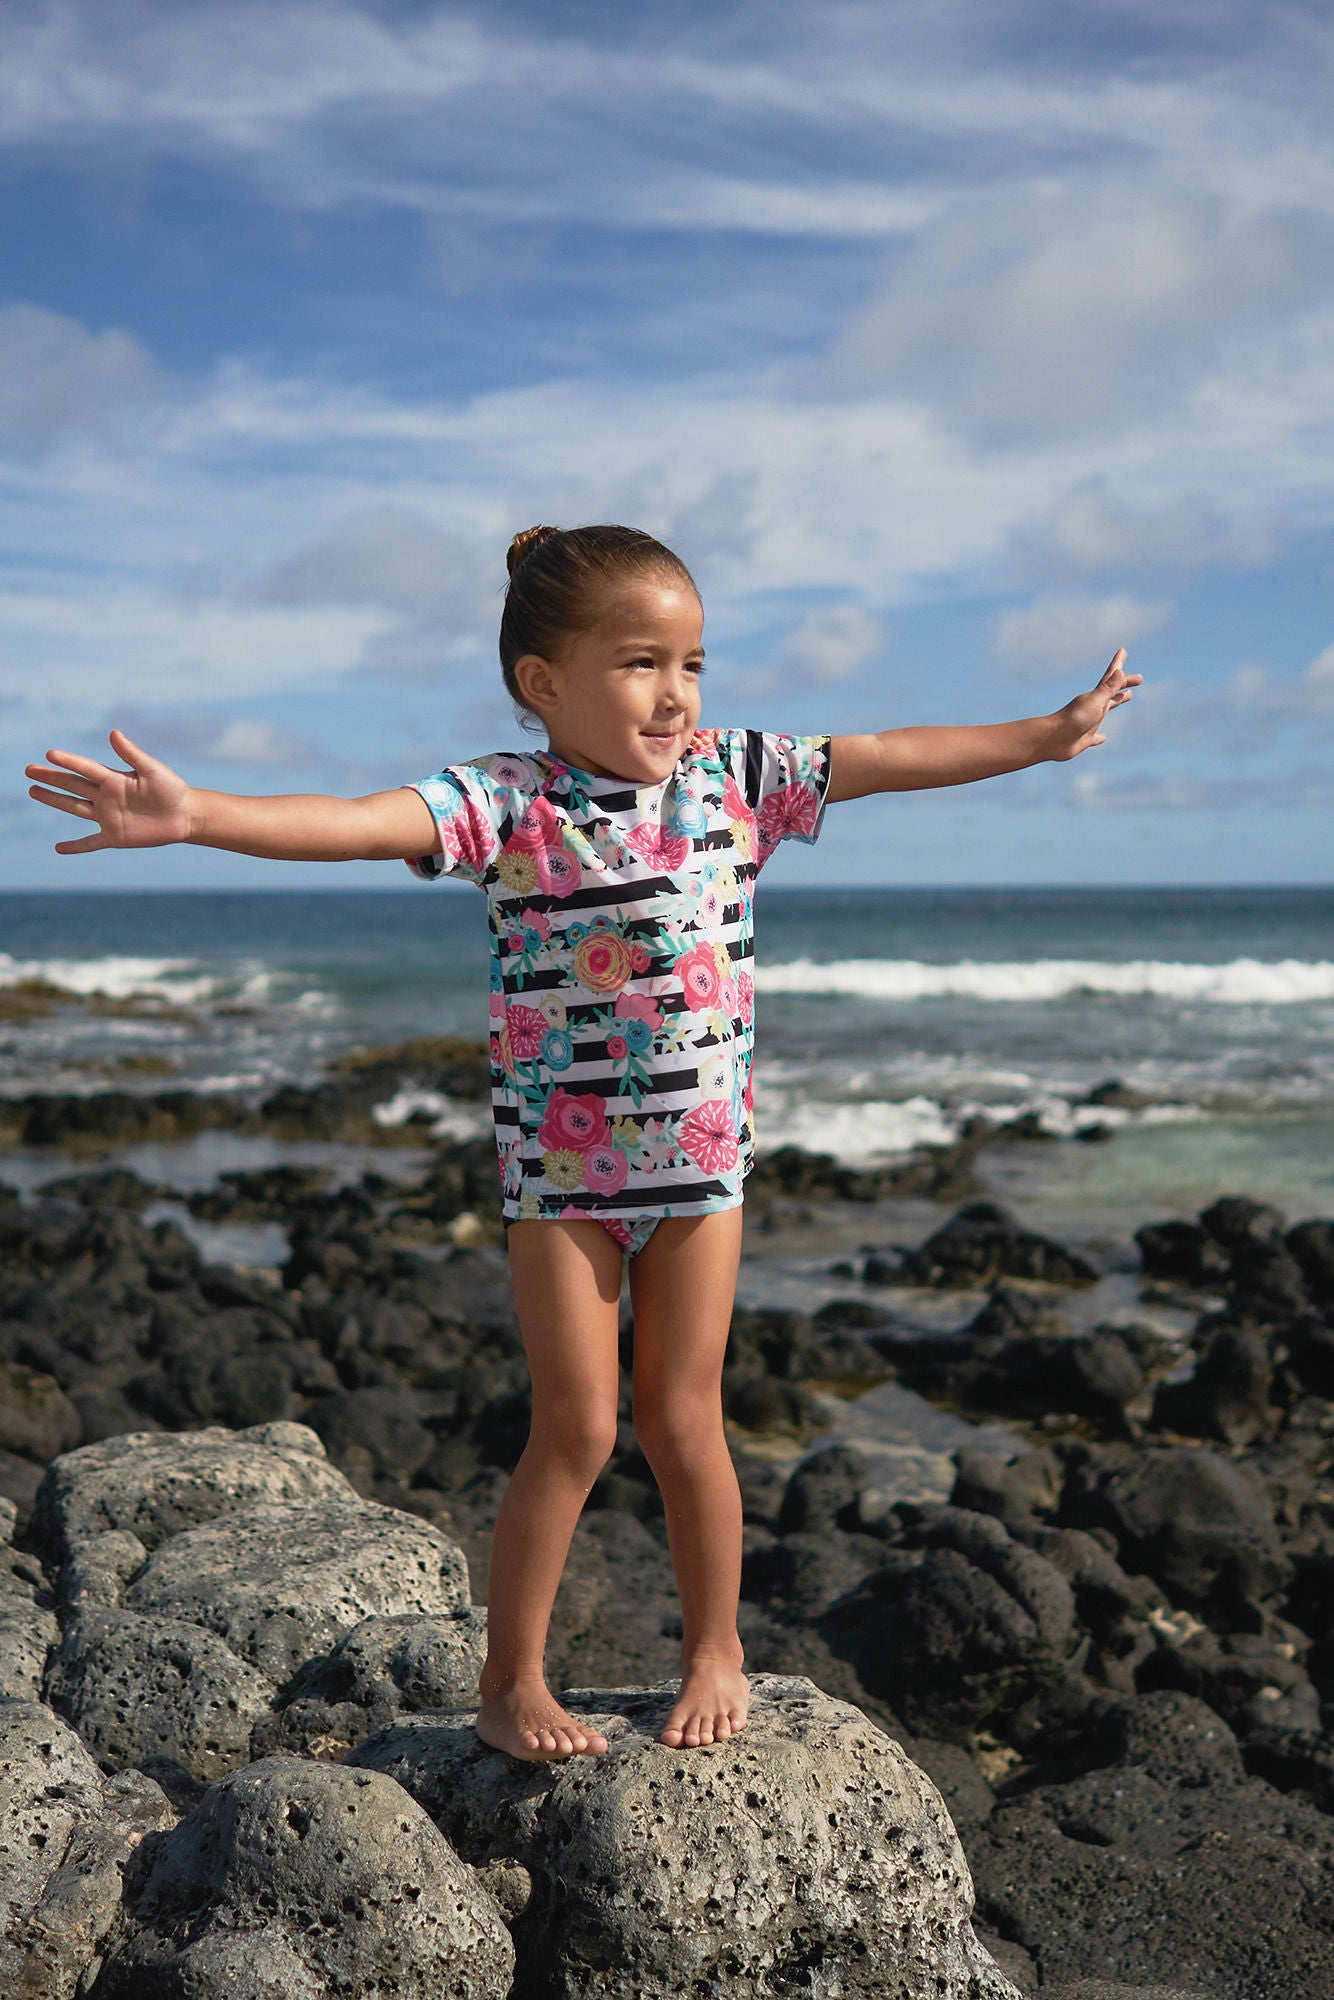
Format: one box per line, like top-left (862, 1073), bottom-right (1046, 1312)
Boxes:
top-left (994, 594), bottom-right (1172, 677)
top-left (0, 304), bottom-right (182, 459)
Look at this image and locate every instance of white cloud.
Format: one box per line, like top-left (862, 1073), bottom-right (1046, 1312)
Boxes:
top-left (257, 505), bottom-right (490, 619)
top-left (0, 304), bottom-right (181, 458)
top-left (101, 707), bottom-right (323, 768)
top-left (831, 182), bottom-right (1334, 445)
top-left (994, 594), bottom-right (1172, 677)
top-left (1072, 764), bottom-right (1334, 812)
top-left (0, 589), bottom-right (385, 707)
top-left (1218, 647), bottom-right (1334, 719)
top-left (1299, 643), bottom-right (1334, 712)
top-left (782, 605), bottom-right (888, 683)
top-left (1013, 479), bottom-right (1276, 577)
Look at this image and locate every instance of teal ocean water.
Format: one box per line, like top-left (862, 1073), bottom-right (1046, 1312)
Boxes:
top-left (3, 886), bottom-right (1332, 1220)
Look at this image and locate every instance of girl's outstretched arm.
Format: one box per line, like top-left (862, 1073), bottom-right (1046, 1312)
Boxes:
top-left (25, 728), bottom-right (438, 863)
top-left (826, 649), bottom-right (1142, 804)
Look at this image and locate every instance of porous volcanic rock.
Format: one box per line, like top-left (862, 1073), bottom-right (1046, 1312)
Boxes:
top-left (0, 1499), bottom-right (58, 1699)
top-left (968, 1691), bottom-right (1334, 1999)
top-left (350, 1672), bottom-right (1022, 2000)
top-left (0, 1697), bottom-right (176, 2000)
top-left (122, 1494), bottom-right (471, 1681)
top-left (96, 1754), bottom-right (514, 2000)
top-left (32, 1421), bottom-right (353, 1561)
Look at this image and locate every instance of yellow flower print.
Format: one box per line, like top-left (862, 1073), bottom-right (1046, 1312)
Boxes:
top-left (538, 992), bottom-right (567, 1029)
top-left (519, 1181), bottom-right (542, 1220)
top-left (715, 862), bottom-right (740, 902)
top-left (728, 817), bottom-right (753, 863)
top-left (609, 1114), bottom-right (640, 1152)
top-left (496, 851), bottom-right (538, 896)
top-left (712, 940), bottom-right (732, 981)
top-left (541, 1148), bottom-right (585, 1191)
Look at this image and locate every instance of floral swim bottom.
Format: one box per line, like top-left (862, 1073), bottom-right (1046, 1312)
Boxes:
top-left (504, 1196), bottom-right (743, 1259)
top-left (503, 1212), bottom-right (660, 1257)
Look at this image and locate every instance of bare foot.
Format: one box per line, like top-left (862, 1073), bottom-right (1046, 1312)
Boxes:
top-left (660, 1653), bottom-right (749, 1748)
top-left (476, 1681), bottom-right (609, 1762)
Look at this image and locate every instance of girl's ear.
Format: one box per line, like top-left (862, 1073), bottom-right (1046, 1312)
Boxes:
top-left (512, 652), bottom-right (560, 717)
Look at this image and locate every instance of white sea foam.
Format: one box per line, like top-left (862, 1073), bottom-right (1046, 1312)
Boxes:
top-left (754, 1086), bottom-right (1208, 1164)
top-left (0, 953), bottom-right (218, 1005)
top-left (372, 1088), bottom-right (490, 1142)
top-left (756, 957), bottom-right (1334, 1006)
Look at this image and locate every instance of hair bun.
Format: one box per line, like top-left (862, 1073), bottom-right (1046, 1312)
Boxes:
top-left (506, 524), bottom-right (559, 578)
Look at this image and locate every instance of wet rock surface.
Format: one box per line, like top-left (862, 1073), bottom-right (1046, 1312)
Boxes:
top-left (1, 1119), bottom-right (1334, 1996)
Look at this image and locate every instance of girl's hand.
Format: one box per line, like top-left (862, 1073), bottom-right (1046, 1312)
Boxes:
top-left (25, 729), bottom-right (195, 854)
top-left (1048, 649), bottom-right (1142, 762)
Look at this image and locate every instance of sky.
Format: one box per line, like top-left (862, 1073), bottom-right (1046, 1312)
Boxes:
top-left (2, 0), bottom-right (1333, 889)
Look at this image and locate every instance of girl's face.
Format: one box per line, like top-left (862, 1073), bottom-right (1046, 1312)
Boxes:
top-left (516, 578), bottom-right (705, 784)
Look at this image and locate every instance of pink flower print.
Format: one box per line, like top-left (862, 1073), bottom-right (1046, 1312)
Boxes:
top-left (585, 1146), bottom-right (629, 1194)
top-left (677, 1099), bottom-right (740, 1176)
top-left (625, 822), bottom-right (691, 872)
top-left (537, 1088), bottom-right (610, 1154)
top-left (630, 943), bottom-right (652, 973)
top-left (606, 1034), bottom-right (629, 1060)
top-left (677, 942), bottom-right (722, 1012)
top-left (441, 798), bottom-right (498, 876)
top-left (614, 990), bottom-right (663, 1034)
top-left (567, 1205), bottom-right (634, 1247)
top-left (722, 774), bottom-right (753, 825)
top-left (736, 967), bottom-right (755, 1026)
top-left (534, 844), bottom-right (582, 898)
top-left (508, 1005), bottom-right (548, 1062)
top-left (573, 928), bottom-right (633, 995)
top-left (495, 1025), bottom-right (517, 1079)
top-left (520, 907), bottom-right (551, 941)
top-left (698, 883), bottom-right (723, 927)
top-left (719, 978), bottom-right (737, 1017)
top-left (757, 781), bottom-right (820, 862)
top-left (513, 796), bottom-right (563, 848)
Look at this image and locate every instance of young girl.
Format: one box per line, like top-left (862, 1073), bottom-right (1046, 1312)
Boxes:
top-left (25, 522), bottom-right (1140, 1763)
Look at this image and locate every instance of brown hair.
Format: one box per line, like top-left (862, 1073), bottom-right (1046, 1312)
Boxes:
top-left (499, 523), bottom-right (697, 720)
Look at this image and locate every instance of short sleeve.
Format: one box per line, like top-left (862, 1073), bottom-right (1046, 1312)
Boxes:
top-left (401, 764), bottom-right (503, 888)
top-left (728, 730), bottom-right (832, 871)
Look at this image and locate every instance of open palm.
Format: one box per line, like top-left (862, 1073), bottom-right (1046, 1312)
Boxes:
top-left (25, 730), bottom-right (194, 853)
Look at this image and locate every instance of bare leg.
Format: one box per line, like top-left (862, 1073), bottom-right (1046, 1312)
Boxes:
top-left (476, 1218), bottom-right (624, 1760)
top-left (629, 1207), bottom-right (749, 1748)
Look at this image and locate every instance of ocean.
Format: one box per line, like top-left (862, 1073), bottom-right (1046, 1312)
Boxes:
top-left (3, 886), bottom-right (1333, 1228)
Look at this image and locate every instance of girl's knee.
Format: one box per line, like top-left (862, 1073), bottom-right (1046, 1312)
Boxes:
top-left (530, 1404), bottom-right (620, 1476)
top-left (632, 1392), bottom-right (724, 1468)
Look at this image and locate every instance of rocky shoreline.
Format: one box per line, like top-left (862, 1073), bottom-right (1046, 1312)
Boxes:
top-left (3, 1047), bottom-right (1334, 1997)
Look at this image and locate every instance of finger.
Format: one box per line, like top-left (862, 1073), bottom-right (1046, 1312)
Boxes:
top-left (38, 747), bottom-right (112, 783)
top-left (28, 785), bottom-right (98, 819)
top-left (108, 728), bottom-right (157, 775)
top-left (1101, 649), bottom-right (1127, 679)
top-left (25, 764), bottom-right (99, 797)
top-left (54, 831), bottom-right (109, 855)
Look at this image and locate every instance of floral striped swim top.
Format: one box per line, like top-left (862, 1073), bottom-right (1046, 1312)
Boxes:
top-left (403, 726), bottom-right (831, 1224)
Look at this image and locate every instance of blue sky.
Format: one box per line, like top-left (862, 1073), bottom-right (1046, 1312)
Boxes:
top-left (2, 0), bottom-right (1332, 888)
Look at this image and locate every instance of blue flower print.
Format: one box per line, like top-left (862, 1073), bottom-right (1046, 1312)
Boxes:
top-left (541, 1028), bottom-right (574, 1071)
